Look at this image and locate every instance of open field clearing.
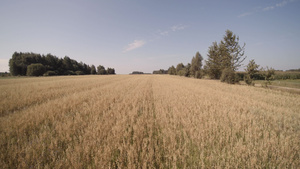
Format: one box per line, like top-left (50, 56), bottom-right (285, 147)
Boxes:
top-left (0, 75), bottom-right (299, 168)
top-left (253, 79), bottom-right (300, 89)
top-left (269, 79), bottom-right (300, 89)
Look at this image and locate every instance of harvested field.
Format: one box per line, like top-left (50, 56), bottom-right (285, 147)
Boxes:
top-left (0, 75), bottom-right (299, 168)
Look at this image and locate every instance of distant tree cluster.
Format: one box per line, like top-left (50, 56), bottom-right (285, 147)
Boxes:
top-left (0, 72), bottom-right (10, 77)
top-left (149, 30), bottom-right (297, 85)
top-left (203, 30), bottom-right (247, 84)
top-left (273, 71), bottom-right (300, 80)
top-left (9, 52), bottom-right (115, 76)
top-left (286, 68), bottom-right (300, 72)
top-left (153, 69), bottom-right (168, 74)
top-left (166, 30), bottom-right (274, 85)
top-left (131, 71), bottom-right (144, 74)
top-left (167, 51), bottom-right (204, 79)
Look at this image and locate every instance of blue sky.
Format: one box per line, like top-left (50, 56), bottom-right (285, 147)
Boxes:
top-left (0, 0), bottom-right (299, 74)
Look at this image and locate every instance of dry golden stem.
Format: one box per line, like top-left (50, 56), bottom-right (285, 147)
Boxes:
top-left (0, 75), bottom-right (299, 168)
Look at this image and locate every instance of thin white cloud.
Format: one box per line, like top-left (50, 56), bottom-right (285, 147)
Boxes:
top-left (151, 24), bottom-right (188, 41)
top-left (276, 0), bottom-right (288, 7)
top-left (132, 24), bottom-right (188, 47)
top-left (171, 24), bottom-right (187, 32)
top-left (238, 12), bottom-right (252, 18)
top-left (263, 6), bottom-right (275, 11)
top-left (264, 0), bottom-right (293, 11)
top-left (239, 0), bottom-right (295, 17)
top-left (123, 40), bottom-right (146, 53)
top-left (159, 30), bottom-right (169, 36)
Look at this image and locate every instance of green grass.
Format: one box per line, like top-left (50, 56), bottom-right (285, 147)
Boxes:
top-left (254, 79), bottom-right (300, 89)
top-left (271, 79), bottom-right (300, 89)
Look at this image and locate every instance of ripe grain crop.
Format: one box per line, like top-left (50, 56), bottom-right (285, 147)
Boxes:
top-left (0, 75), bottom-right (299, 168)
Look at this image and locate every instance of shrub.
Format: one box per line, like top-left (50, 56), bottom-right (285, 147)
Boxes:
top-left (26, 63), bottom-right (46, 76)
top-left (75, 71), bottom-right (84, 75)
top-left (220, 68), bottom-right (239, 84)
top-left (252, 73), bottom-right (265, 80)
top-left (98, 69), bottom-right (107, 75)
top-left (195, 71), bottom-right (203, 79)
top-left (43, 71), bottom-right (57, 76)
top-left (64, 70), bottom-right (76, 75)
top-left (244, 59), bottom-right (259, 85)
top-left (177, 69), bottom-right (187, 76)
top-left (236, 72), bottom-right (246, 81)
top-left (244, 74), bottom-right (254, 85)
top-left (262, 67), bottom-right (275, 87)
top-left (107, 68), bottom-right (115, 75)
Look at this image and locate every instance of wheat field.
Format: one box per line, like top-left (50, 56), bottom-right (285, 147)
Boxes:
top-left (0, 75), bottom-right (299, 168)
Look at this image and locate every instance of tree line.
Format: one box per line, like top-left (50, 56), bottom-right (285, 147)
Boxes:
top-left (166, 51), bottom-right (204, 78)
top-left (9, 52), bottom-right (115, 76)
top-left (164, 29), bottom-right (283, 85)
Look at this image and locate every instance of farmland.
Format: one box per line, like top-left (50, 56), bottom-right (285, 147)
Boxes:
top-left (0, 75), bottom-right (299, 168)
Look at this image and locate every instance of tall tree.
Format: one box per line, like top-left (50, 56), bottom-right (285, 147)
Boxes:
top-left (97, 65), bottom-right (107, 75)
top-left (176, 63), bottom-right (185, 74)
top-left (190, 52), bottom-right (203, 78)
top-left (205, 42), bottom-right (223, 79)
top-left (222, 30), bottom-right (246, 71)
top-left (184, 63), bottom-right (191, 77)
top-left (205, 30), bottom-right (246, 79)
top-left (9, 52), bottom-right (19, 76)
top-left (91, 65), bottom-right (96, 74)
top-left (107, 68), bottom-right (115, 74)
top-left (62, 56), bottom-right (73, 71)
top-left (244, 59), bottom-right (259, 85)
top-left (168, 66), bottom-right (176, 75)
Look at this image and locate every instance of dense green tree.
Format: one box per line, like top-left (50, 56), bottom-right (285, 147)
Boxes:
top-left (97, 65), bottom-right (107, 75)
top-left (45, 54), bottom-right (59, 71)
top-left (205, 30), bottom-right (246, 81)
top-left (75, 71), bottom-right (84, 75)
top-left (168, 66), bottom-right (176, 75)
top-left (220, 68), bottom-right (239, 84)
top-left (195, 70), bottom-right (203, 79)
top-left (83, 64), bottom-right (91, 75)
top-left (222, 30), bottom-right (246, 71)
top-left (43, 71), bottom-right (57, 76)
top-left (9, 55), bottom-right (19, 76)
top-left (184, 63), bottom-right (191, 77)
top-left (205, 42), bottom-right (223, 79)
top-left (244, 59), bottom-right (260, 85)
top-left (91, 65), bottom-right (97, 74)
top-left (8, 52), bottom-right (115, 76)
top-left (190, 52), bottom-right (203, 78)
top-left (153, 69), bottom-right (168, 74)
top-left (62, 56), bottom-right (73, 71)
top-left (131, 71), bottom-right (144, 74)
top-left (107, 68), bottom-right (116, 74)
top-left (177, 69), bottom-right (187, 76)
top-left (26, 63), bottom-right (46, 76)
top-left (176, 63), bottom-right (185, 74)
top-left (262, 67), bottom-right (275, 86)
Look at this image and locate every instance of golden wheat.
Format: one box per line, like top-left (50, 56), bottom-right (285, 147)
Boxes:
top-left (0, 75), bottom-right (299, 168)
